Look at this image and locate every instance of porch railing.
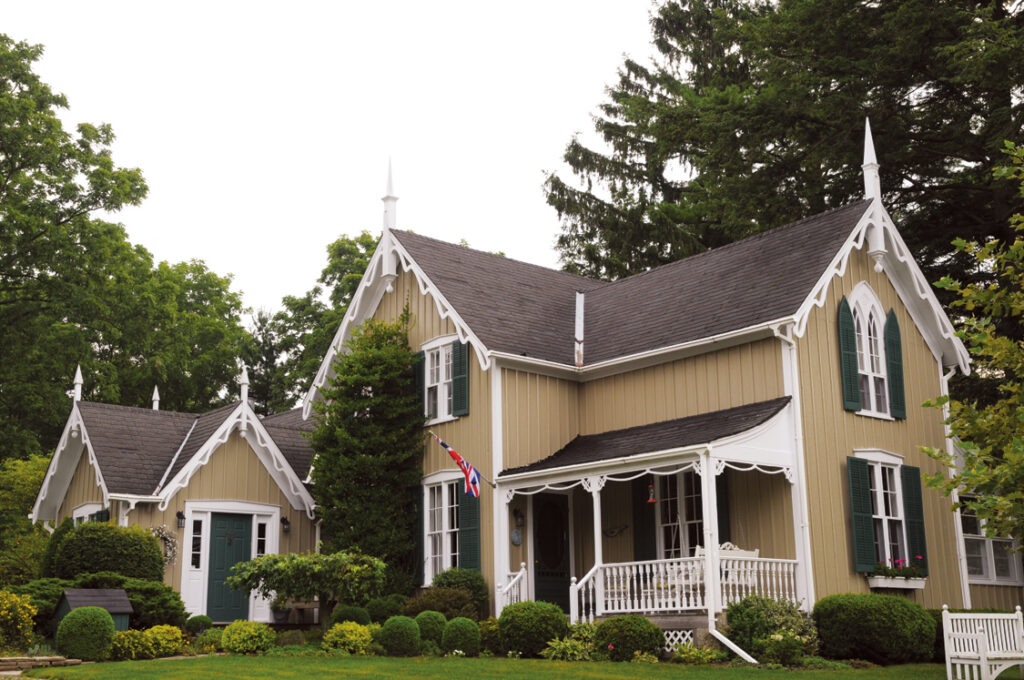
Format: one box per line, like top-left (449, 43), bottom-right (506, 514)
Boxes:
top-left (497, 562), bottom-right (528, 615)
top-left (719, 556), bottom-right (798, 607)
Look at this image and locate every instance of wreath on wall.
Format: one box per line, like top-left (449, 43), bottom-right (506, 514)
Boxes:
top-left (150, 525), bottom-right (178, 566)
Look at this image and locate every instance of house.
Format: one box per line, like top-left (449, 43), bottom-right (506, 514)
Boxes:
top-left (302, 124), bottom-right (1021, 643)
top-left (30, 370), bottom-right (318, 624)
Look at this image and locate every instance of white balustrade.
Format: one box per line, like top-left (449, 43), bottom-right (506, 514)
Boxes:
top-left (497, 562), bottom-right (528, 616)
top-left (718, 556), bottom-right (798, 607)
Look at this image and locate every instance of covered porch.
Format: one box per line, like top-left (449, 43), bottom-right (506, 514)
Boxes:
top-left (494, 397), bottom-right (812, 623)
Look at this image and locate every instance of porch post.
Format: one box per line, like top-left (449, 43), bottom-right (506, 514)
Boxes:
top-left (787, 469), bottom-right (810, 609)
top-left (701, 449), bottom-right (721, 628)
top-left (583, 476), bottom-right (606, 617)
top-left (494, 485), bottom-right (512, 617)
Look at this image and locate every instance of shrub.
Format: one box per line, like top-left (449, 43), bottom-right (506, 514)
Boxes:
top-left (110, 629), bottom-right (157, 661)
top-left (185, 614), bottom-right (213, 635)
top-left (726, 596), bottom-right (818, 660)
top-left (540, 636), bottom-right (592, 661)
top-left (39, 518), bottom-right (75, 578)
top-left (147, 624), bottom-right (185, 657)
top-left (221, 620), bottom-right (276, 654)
top-left (432, 568), bottom-right (489, 616)
top-left (5, 577), bottom-right (73, 633)
top-left (478, 617), bottom-right (501, 655)
top-left (760, 628), bottom-right (812, 666)
top-left (419, 639), bottom-right (442, 656)
top-left (442, 616), bottom-right (481, 657)
top-left (415, 610), bottom-right (446, 645)
top-left (593, 614), bottom-right (664, 662)
top-left (0, 590), bottom-right (36, 652)
top-left (120, 578), bottom-right (187, 629)
top-left (403, 587), bottom-right (477, 621)
top-left (813, 593), bottom-right (935, 664)
top-left (367, 596), bottom-right (403, 623)
top-left (195, 628), bottom-right (224, 653)
top-left (498, 600), bottom-right (568, 658)
top-left (56, 606), bottom-right (115, 661)
top-left (378, 615), bottom-right (421, 656)
top-left (323, 621), bottom-right (373, 655)
top-left (669, 643), bottom-right (729, 664)
top-left (55, 523), bottom-right (164, 582)
top-left (72, 570), bottom-right (127, 589)
top-left (276, 629), bottom-right (305, 647)
top-left (632, 650), bottom-right (659, 663)
top-left (331, 605), bottom-right (371, 627)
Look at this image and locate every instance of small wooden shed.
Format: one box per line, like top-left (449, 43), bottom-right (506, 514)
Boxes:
top-left (56, 589), bottom-right (133, 631)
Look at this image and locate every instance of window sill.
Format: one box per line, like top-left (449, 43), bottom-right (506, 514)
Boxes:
top-left (968, 577), bottom-right (1024, 587)
top-left (866, 575), bottom-right (926, 590)
top-left (425, 415), bottom-right (458, 427)
top-left (856, 410), bottom-right (895, 421)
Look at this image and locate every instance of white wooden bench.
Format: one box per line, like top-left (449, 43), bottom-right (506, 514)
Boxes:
top-left (943, 605), bottom-right (1024, 680)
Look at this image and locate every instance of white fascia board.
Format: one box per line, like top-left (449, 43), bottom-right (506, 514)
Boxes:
top-left (31, 405), bottom-right (109, 523)
top-left (711, 403), bottom-right (795, 470)
top-left (498, 444), bottom-right (708, 489)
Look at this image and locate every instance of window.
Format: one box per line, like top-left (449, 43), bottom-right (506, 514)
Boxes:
top-left (426, 344), bottom-right (453, 421)
top-left (868, 463), bottom-right (905, 565)
top-left (960, 496), bottom-right (1022, 584)
top-left (190, 519), bottom-right (203, 569)
top-left (72, 503), bottom-right (104, 526)
top-left (415, 338), bottom-right (469, 423)
top-left (256, 521), bottom-right (267, 557)
top-left (655, 471), bottom-right (704, 559)
top-left (838, 285), bottom-right (906, 419)
top-left (848, 453), bottom-right (927, 575)
top-left (855, 311), bottom-right (888, 414)
top-left (426, 481), bottom-right (459, 581)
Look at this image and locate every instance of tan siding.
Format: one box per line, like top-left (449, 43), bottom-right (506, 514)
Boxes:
top-left (798, 246), bottom-right (965, 608)
top-left (600, 482), bottom-right (633, 564)
top-left (374, 269), bottom-right (457, 347)
top-left (969, 584), bottom-right (1024, 610)
top-left (502, 369), bottom-right (578, 470)
top-left (578, 339), bottom-right (784, 435)
top-left (130, 432), bottom-right (318, 591)
top-left (728, 471), bottom-right (795, 559)
top-left (56, 451), bottom-right (104, 523)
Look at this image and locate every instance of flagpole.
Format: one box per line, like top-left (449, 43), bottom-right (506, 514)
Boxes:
top-left (427, 430), bottom-right (497, 489)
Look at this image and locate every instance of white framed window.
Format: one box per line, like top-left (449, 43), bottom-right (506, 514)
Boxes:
top-left (424, 479), bottom-right (459, 582)
top-left (869, 462), bottom-right (906, 566)
top-left (72, 502), bottom-right (104, 526)
top-left (850, 283), bottom-right (889, 417)
top-left (422, 336), bottom-right (457, 423)
top-left (190, 518), bottom-right (203, 569)
top-left (960, 496), bottom-right (1023, 584)
top-left (255, 521), bottom-right (268, 558)
top-left (655, 471), bottom-right (703, 559)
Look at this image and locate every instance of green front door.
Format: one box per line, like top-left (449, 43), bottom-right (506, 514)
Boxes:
top-left (207, 513), bottom-right (251, 622)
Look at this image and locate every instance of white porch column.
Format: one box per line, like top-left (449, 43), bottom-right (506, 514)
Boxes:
top-left (494, 486), bottom-right (512, 616)
top-left (701, 449), bottom-right (721, 628)
top-left (583, 475), bottom-right (606, 617)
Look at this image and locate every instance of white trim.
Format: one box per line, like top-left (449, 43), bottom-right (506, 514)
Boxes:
top-left (852, 448), bottom-right (904, 465)
top-left (942, 363), bottom-right (973, 609)
top-left (31, 405), bottom-right (110, 523)
top-left (490, 362), bottom-right (508, 592)
top-left (154, 418), bottom-right (198, 493)
top-left (71, 501), bottom-right (103, 525)
top-left (422, 476), bottom-right (463, 585)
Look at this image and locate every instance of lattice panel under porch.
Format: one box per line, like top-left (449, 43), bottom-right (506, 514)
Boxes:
top-left (662, 629), bottom-right (694, 651)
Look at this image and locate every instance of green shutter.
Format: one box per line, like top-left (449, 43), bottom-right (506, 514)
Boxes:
top-left (716, 472), bottom-right (730, 544)
top-left (848, 457), bottom-right (877, 573)
top-left (451, 341), bottom-right (469, 417)
top-left (632, 477), bottom-right (656, 561)
top-left (838, 297), bottom-right (862, 412)
top-left (885, 310), bottom-right (906, 420)
top-left (901, 465), bottom-right (928, 576)
top-left (458, 491), bottom-right (480, 571)
top-left (413, 351), bottom-right (425, 417)
top-left (415, 489), bottom-right (425, 586)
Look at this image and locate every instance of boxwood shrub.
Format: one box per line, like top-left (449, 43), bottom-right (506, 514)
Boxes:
top-left (432, 568), bottom-right (489, 617)
top-left (221, 620), bottom-right (276, 654)
top-left (379, 615), bottom-right (421, 656)
top-left (185, 614), bottom-right (214, 635)
top-left (812, 593), bottom-right (935, 664)
top-left (331, 605), bottom-right (372, 627)
top-left (55, 523), bottom-right (164, 582)
top-left (415, 610), bottom-right (446, 645)
top-left (402, 587), bottom-right (477, 621)
top-left (593, 614), bottom-right (664, 662)
top-left (367, 596), bottom-right (403, 623)
top-left (442, 616), bottom-right (481, 657)
top-left (498, 600), bottom-right (568, 658)
top-left (56, 606), bottom-right (115, 661)
top-left (478, 617), bottom-right (501, 655)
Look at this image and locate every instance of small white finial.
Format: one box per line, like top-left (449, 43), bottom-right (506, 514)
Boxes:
top-left (73, 364), bottom-right (83, 403)
top-left (239, 364), bottom-right (249, 404)
top-left (152, 386), bottom-right (160, 410)
top-left (863, 117), bottom-right (881, 200)
top-left (382, 159), bottom-right (398, 230)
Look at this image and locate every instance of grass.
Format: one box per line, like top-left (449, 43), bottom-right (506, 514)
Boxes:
top-left (25, 656), bottom-right (953, 680)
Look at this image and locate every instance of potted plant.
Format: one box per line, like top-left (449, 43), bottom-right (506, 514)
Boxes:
top-left (271, 596), bottom-right (292, 624)
top-left (866, 556), bottom-right (927, 589)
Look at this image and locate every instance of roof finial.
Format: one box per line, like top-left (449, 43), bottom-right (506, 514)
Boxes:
top-left (239, 363), bottom-right (249, 405)
top-left (382, 159), bottom-right (398, 230)
top-left (863, 117), bottom-right (881, 201)
top-left (73, 364), bottom-right (83, 403)
top-left (152, 385), bottom-right (160, 410)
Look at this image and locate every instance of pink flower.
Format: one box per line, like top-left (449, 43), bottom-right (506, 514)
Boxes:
top-left (915, 555), bottom-right (923, 560)
top-left (608, 644), bottom-right (614, 650)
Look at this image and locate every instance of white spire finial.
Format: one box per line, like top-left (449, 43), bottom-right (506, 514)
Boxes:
top-left (863, 117), bottom-right (881, 200)
top-left (152, 386), bottom-right (160, 410)
top-left (239, 364), bottom-right (249, 404)
top-left (73, 364), bottom-right (83, 403)
top-left (382, 159), bottom-right (398, 230)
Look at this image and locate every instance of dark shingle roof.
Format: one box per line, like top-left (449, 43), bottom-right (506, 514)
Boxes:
top-left (60, 589), bottom-right (133, 614)
top-left (500, 397), bottom-right (791, 476)
top-left (262, 408), bottom-right (314, 480)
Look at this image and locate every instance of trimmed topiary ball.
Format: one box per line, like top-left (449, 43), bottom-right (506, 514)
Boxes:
top-left (323, 621), bottom-right (373, 655)
top-left (331, 605), bottom-right (371, 627)
top-left (367, 596), bottom-right (403, 623)
top-left (442, 616), bottom-right (481, 657)
top-left (813, 593), bottom-right (935, 664)
top-left (221, 619), bottom-right (276, 654)
top-left (56, 606), bottom-right (115, 661)
top-left (379, 615), bottom-right (421, 656)
top-left (594, 614), bottom-right (664, 662)
top-left (498, 600), bottom-right (568, 658)
top-left (432, 568), bottom-right (489, 616)
top-left (415, 610), bottom-right (446, 645)
top-left (185, 614), bottom-right (213, 635)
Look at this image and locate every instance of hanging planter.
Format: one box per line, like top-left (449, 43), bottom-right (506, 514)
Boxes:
top-left (866, 575), bottom-right (926, 590)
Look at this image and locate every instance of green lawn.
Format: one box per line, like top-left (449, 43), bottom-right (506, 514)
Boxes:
top-left (25, 656), bottom-right (952, 680)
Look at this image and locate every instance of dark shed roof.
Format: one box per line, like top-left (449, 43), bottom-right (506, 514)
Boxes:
top-left (500, 397), bottom-right (791, 477)
top-left (60, 589), bottom-right (133, 614)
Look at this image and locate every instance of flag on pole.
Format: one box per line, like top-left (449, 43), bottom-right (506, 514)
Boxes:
top-left (431, 433), bottom-right (481, 498)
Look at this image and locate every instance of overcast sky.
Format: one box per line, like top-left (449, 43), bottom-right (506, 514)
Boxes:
top-left (6, 1), bottom-right (657, 314)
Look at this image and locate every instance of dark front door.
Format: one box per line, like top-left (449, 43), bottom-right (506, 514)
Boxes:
top-left (533, 493), bottom-right (570, 612)
top-left (207, 513), bottom-right (251, 622)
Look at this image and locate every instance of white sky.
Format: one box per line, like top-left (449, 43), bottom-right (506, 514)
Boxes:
top-left (5, 1), bottom-right (657, 314)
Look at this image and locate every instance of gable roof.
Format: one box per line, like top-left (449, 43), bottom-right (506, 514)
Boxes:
top-left (60, 589), bottom-right (133, 614)
top-left (261, 408), bottom-right (315, 480)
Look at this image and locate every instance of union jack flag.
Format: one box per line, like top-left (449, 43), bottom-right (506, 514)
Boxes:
top-left (431, 433), bottom-right (481, 498)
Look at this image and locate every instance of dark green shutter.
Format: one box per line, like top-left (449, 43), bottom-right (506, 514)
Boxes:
top-left (716, 472), bottom-right (730, 544)
top-left (413, 351), bottom-right (425, 417)
top-left (838, 297), bottom-right (862, 412)
top-left (885, 310), bottom-right (906, 420)
top-left (458, 491), bottom-right (480, 571)
top-left (632, 477), bottom-right (656, 561)
top-left (847, 457), bottom-right (877, 573)
top-left (451, 341), bottom-right (469, 417)
top-left (901, 466), bottom-right (928, 576)
top-left (414, 489), bottom-right (425, 586)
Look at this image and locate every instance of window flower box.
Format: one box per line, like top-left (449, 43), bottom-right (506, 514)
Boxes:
top-left (866, 575), bottom-right (926, 590)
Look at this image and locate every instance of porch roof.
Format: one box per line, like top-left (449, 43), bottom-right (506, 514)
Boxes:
top-left (499, 396), bottom-right (791, 477)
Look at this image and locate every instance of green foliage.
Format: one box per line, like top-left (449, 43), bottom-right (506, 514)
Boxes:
top-left (498, 600), bottom-right (568, 658)
top-left (760, 628), bottom-right (812, 666)
top-left (275, 629), bottom-right (305, 647)
top-left (539, 636), bottom-right (593, 661)
top-left (812, 593), bottom-right (935, 664)
top-left (593, 614), bottom-right (664, 663)
top-left (146, 624), bottom-right (185, 657)
top-left (799, 655), bottom-right (853, 670)
top-left (0, 590), bottom-right (36, 652)
top-left (631, 650), bottom-right (659, 663)
top-left (323, 621), bottom-right (373, 655)
top-left (414, 610), bottom-right (446, 645)
top-left (195, 628), bottom-right (224, 654)
top-left (669, 643), bottom-right (729, 665)
top-left (432, 568), bottom-right (489, 617)
top-left (73, 571), bottom-right (127, 589)
top-left (0, 454), bottom-right (50, 585)
top-left (120, 577), bottom-right (187, 629)
top-left (185, 614), bottom-right (213, 635)
top-left (402, 588), bottom-right (476, 621)
top-left (441, 617), bottom-right (481, 657)
top-left (56, 606), bottom-right (115, 661)
top-left (725, 596), bottom-right (818, 660)
top-left (478, 617), bottom-right (501, 655)
top-left (221, 620), bottom-right (276, 655)
top-left (330, 605), bottom-right (371, 627)
top-left (54, 523), bottom-right (164, 581)
top-left (367, 596), bottom-right (404, 623)
top-left (40, 519), bottom-right (75, 579)
top-left (378, 615), bottom-right (420, 657)
top-left (110, 629), bottom-right (157, 661)
top-left (5, 577), bottom-right (73, 632)
top-left (310, 313), bottom-right (423, 586)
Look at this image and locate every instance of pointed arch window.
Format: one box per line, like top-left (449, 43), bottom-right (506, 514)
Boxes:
top-left (838, 283), bottom-right (905, 419)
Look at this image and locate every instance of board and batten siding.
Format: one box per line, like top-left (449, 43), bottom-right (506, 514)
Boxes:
top-left (797, 245), bottom-right (964, 608)
top-left (56, 451), bottom-right (104, 522)
top-left (501, 369), bottom-right (578, 471)
top-left (728, 470), bottom-right (795, 559)
top-left (372, 268), bottom-right (495, 596)
top-left (970, 584), bottom-right (1024, 610)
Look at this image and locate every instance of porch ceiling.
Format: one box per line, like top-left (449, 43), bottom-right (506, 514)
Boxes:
top-left (499, 396), bottom-right (791, 477)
